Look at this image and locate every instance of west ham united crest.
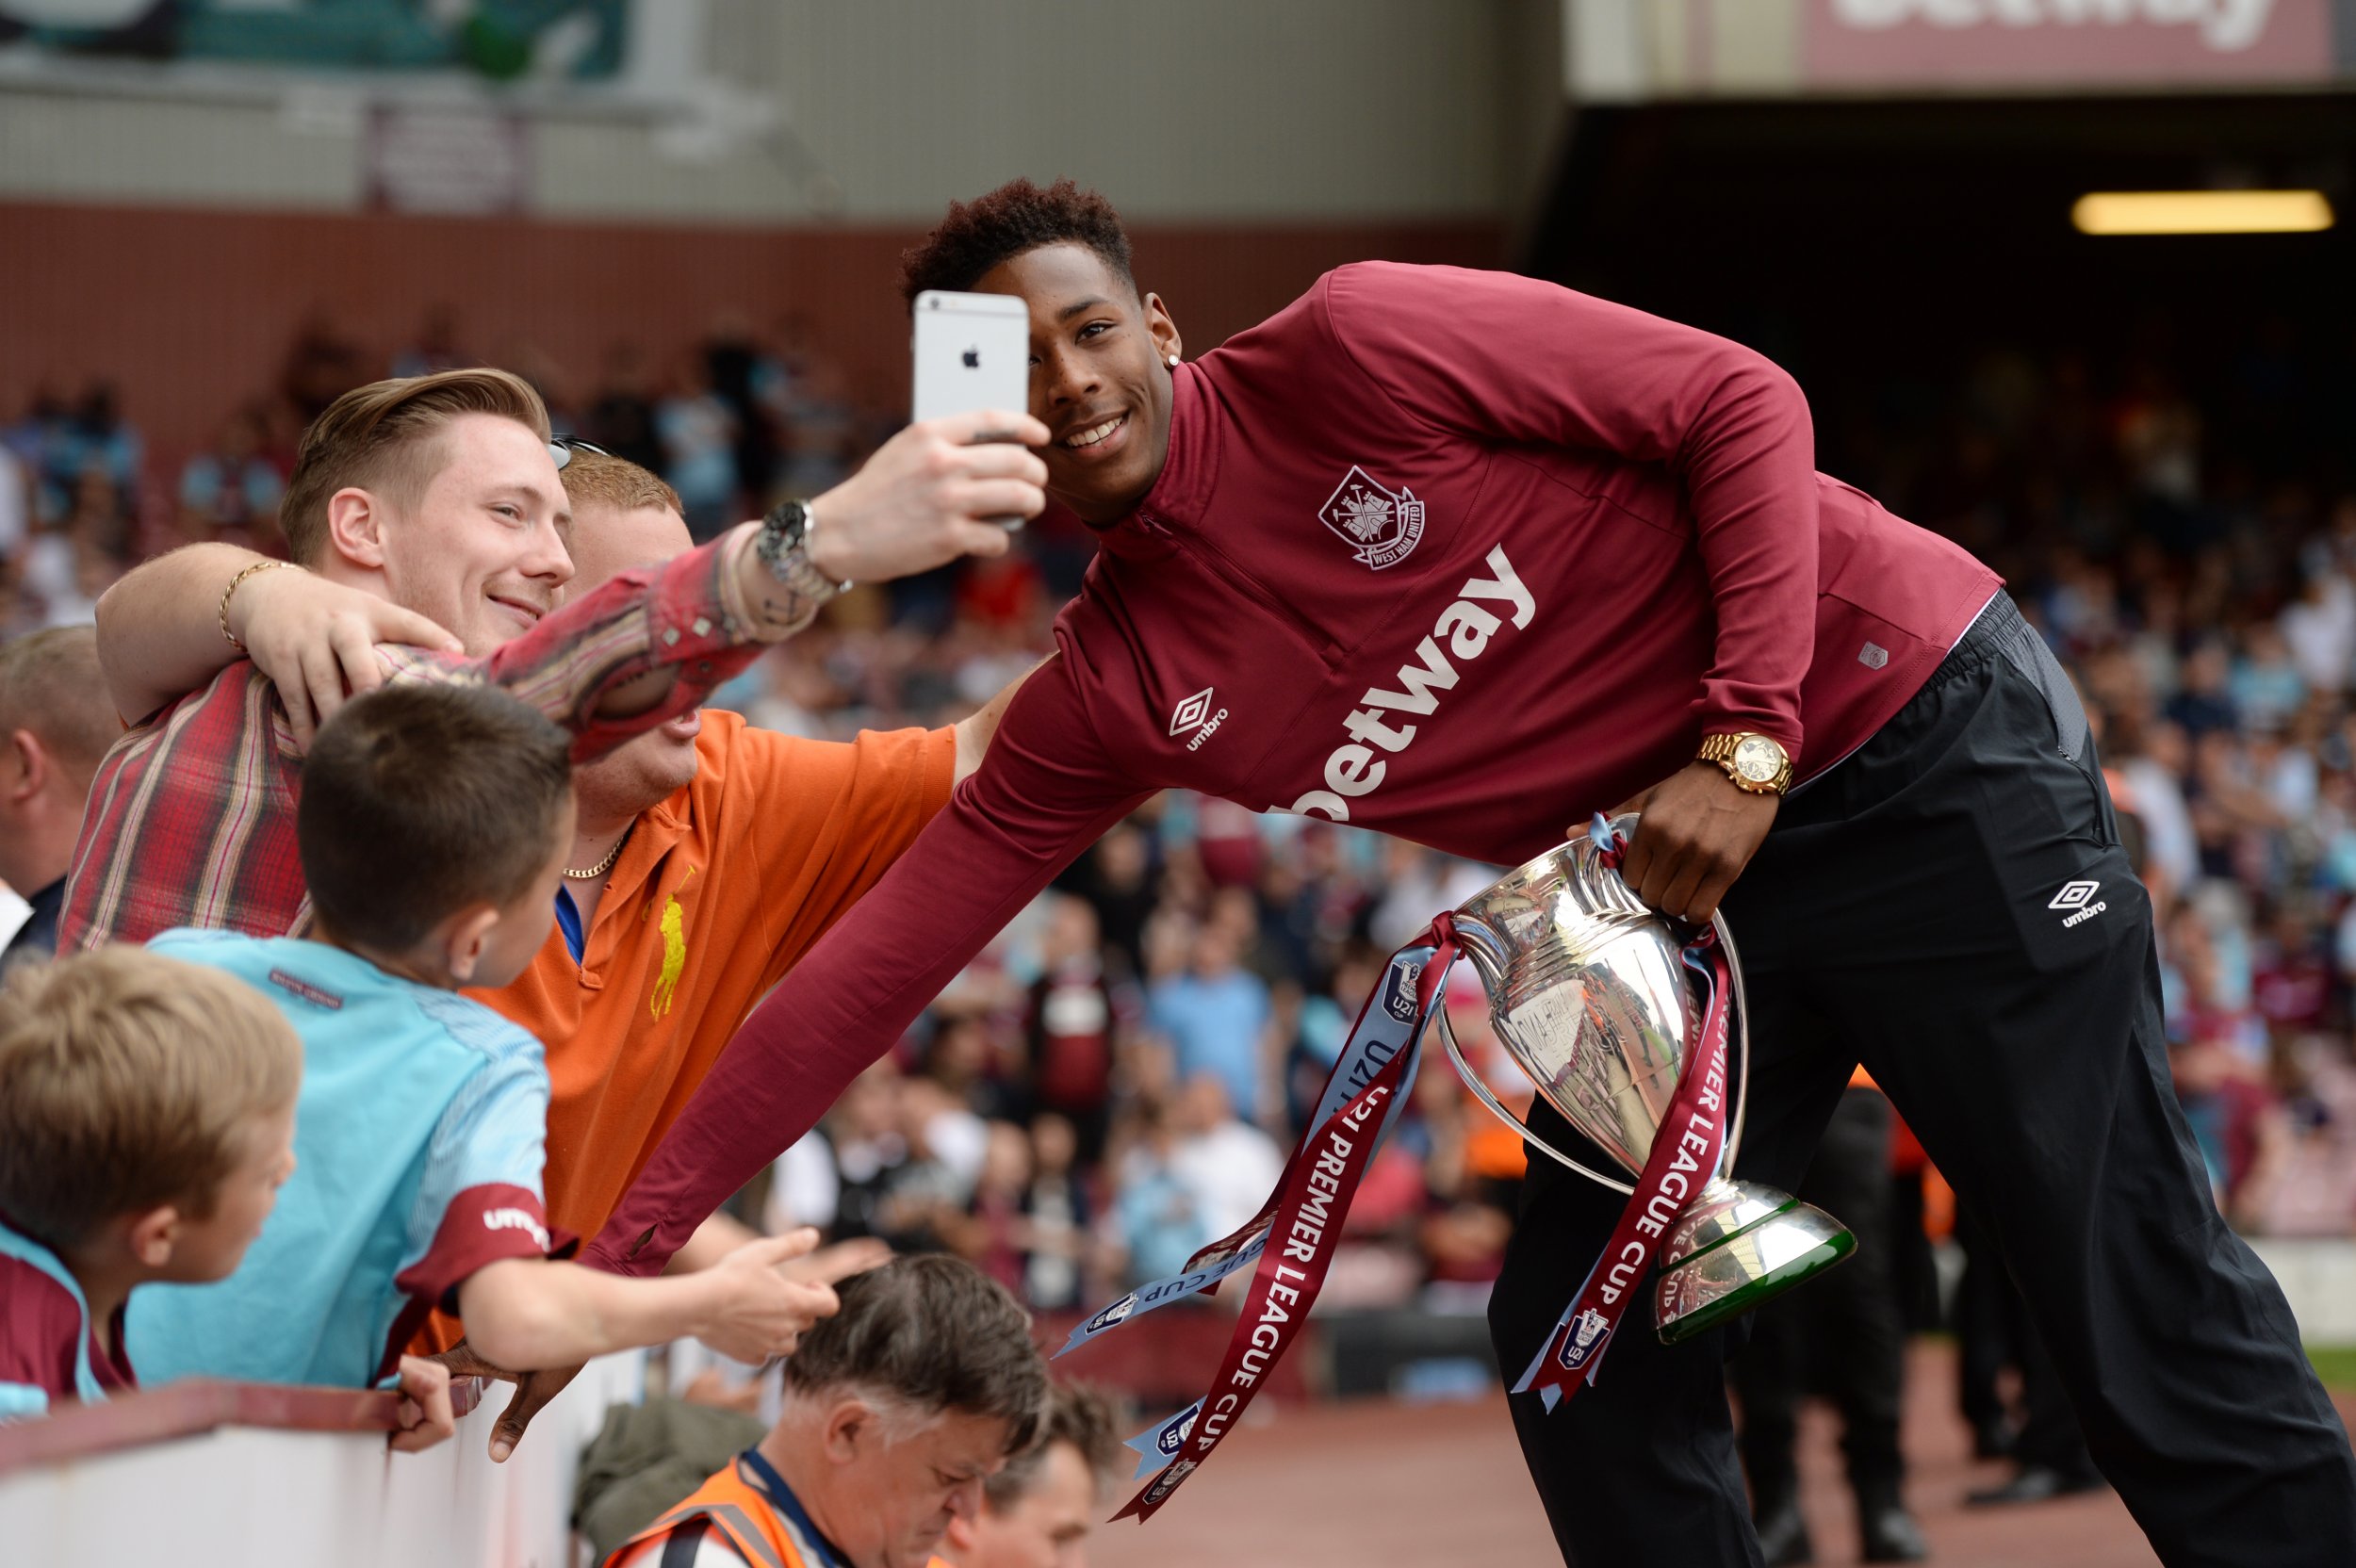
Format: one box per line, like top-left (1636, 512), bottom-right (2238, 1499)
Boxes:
top-left (1319, 465), bottom-right (1426, 570)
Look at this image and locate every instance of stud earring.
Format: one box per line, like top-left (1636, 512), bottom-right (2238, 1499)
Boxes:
top-left (1165, 352), bottom-right (1180, 368)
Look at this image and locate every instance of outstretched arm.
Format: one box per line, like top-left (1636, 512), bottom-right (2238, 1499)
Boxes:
top-left (453, 1229), bottom-right (862, 1371)
top-left (94, 545), bottom-right (458, 734)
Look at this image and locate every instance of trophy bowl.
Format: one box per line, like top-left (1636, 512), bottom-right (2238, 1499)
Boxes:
top-left (1438, 823), bottom-right (1853, 1344)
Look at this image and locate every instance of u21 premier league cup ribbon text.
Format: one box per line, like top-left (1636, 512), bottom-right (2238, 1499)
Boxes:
top-left (1072, 929), bottom-right (1450, 1523)
top-left (1057, 940), bottom-right (1436, 1360)
top-left (1512, 928), bottom-right (1732, 1407)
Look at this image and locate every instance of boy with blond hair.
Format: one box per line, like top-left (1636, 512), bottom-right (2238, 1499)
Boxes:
top-left (0, 947), bottom-right (303, 1416)
top-left (130, 681), bottom-right (852, 1395)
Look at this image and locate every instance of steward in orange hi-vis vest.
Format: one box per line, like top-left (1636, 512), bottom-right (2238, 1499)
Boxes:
top-left (605, 1449), bottom-right (842, 1568)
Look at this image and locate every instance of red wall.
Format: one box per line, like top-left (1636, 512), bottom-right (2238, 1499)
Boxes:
top-left (0, 202), bottom-right (1504, 460)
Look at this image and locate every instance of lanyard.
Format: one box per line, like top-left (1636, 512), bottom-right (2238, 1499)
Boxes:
top-left (736, 1446), bottom-right (852, 1568)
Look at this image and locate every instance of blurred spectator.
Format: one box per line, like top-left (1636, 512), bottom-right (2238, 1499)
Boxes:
top-left (176, 404), bottom-right (285, 552)
top-left (1019, 1113), bottom-right (1095, 1314)
top-left (700, 311), bottom-right (779, 514)
top-left (1147, 921), bottom-right (1274, 1125)
top-left (656, 347), bottom-right (741, 540)
top-left (1017, 894), bottom-right (1121, 1162)
top-left (46, 384), bottom-right (141, 515)
top-left (584, 343), bottom-right (667, 474)
top-left (1114, 1095), bottom-right (1206, 1286)
top-left (389, 303), bottom-right (468, 379)
top-left (2281, 564), bottom-right (2356, 697)
top-left (1167, 1073), bottom-right (1283, 1244)
top-left (279, 308), bottom-right (367, 423)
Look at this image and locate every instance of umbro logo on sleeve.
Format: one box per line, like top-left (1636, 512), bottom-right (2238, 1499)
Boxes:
top-left (2049, 879), bottom-right (2106, 927)
top-left (1169, 688), bottom-right (1229, 751)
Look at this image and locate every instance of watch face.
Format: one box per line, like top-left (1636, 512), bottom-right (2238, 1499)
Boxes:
top-left (1732, 735), bottom-right (1784, 782)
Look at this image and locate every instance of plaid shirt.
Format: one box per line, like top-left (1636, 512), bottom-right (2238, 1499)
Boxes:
top-left (59, 533), bottom-right (769, 954)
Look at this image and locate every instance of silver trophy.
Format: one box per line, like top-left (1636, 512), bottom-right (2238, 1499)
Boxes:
top-left (1439, 822), bottom-right (1853, 1343)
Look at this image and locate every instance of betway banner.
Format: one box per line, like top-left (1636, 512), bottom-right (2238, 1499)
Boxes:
top-left (1806, 0), bottom-right (2335, 89)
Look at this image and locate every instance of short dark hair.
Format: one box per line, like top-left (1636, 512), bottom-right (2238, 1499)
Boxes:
top-left (297, 682), bottom-right (572, 954)
top-left (783, 1253), bottom-right (1048, 1455)
top-left (899, 178), bottom-right (1136, 308)
top-left (985, 1381), bottom-right (1121, 1511)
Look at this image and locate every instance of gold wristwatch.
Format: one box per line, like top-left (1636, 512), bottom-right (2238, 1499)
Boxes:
top-left (1698, 732), bottom-right (1793, 795)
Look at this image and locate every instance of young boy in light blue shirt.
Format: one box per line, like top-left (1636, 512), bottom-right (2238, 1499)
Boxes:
top-left (0, 948), bottom-right (301, 1419)
top-left (132, 683), bottom-right (832, 1397)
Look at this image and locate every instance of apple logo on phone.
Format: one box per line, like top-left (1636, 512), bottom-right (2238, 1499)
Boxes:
top-left (962, 347), bottom-right (980, 368)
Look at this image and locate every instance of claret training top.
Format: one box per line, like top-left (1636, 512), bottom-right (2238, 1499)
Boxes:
top-left (589, 261), bottom-right (2003, 1272)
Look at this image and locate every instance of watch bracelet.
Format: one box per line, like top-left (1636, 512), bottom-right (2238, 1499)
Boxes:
top-left (752, 500), bottom-right (846, 631)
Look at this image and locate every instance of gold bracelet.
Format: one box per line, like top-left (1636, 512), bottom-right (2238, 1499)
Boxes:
top-left (218, 559), bottom-right (297, 654)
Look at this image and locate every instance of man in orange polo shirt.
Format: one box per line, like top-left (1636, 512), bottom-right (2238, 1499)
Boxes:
top-left (481, 449), bottom-right (1023, 1251)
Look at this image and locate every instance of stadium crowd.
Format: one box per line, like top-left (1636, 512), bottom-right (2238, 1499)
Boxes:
top-left (4, 280), bottom-right (2355, 1567)
top-left (10, 303), bottom-right (2356, 1313)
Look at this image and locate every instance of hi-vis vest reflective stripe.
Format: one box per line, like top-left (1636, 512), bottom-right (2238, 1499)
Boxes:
top-left (606, 1460), bottom-right (802, 1568)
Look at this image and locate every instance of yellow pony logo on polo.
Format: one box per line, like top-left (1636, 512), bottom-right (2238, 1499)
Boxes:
top-left (649, 872), bottom-right (695, 1019)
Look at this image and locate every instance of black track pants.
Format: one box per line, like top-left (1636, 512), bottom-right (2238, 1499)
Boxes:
top-left (1488, 595), bottom-right (2356, 1566)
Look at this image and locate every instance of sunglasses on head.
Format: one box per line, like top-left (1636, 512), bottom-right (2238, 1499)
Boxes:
top-left (549, 436), bottom-right (610, 471)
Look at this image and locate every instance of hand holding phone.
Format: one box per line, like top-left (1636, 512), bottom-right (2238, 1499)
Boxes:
top-left (913, 291), bottom-right (1035, 524)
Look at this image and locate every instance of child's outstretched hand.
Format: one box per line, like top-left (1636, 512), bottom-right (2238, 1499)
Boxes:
top-left (390, 1354), bottom-right (457, 1453)
top-left (694, 1228), bottom-right (891, 1364)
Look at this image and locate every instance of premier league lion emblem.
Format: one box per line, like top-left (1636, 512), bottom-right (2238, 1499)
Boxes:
top-left (1319, 465), bottom-right (1426, 570)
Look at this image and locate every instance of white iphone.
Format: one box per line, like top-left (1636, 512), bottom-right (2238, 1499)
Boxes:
top-left (911, 289), bottom-right (1031, 427)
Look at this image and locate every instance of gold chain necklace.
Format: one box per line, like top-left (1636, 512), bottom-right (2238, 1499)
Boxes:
top-left (563, 826), bottom-right (631, 882)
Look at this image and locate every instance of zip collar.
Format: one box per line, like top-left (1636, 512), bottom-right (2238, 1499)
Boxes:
top-left (1088, 362), bottom-right (1218, 560)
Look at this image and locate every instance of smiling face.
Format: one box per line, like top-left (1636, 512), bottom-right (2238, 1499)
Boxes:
top-left (972, 242), bottom-right (1181, 525)
top-left (366, 413), bottom-right (575, 656)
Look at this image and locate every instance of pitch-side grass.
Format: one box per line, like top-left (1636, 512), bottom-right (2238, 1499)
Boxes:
top-left (2307, 1347), bottom-right (2356, 1389)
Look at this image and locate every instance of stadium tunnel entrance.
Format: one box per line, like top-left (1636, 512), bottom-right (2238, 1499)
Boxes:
top-left (1526, 93), bottom-right (2356, 563)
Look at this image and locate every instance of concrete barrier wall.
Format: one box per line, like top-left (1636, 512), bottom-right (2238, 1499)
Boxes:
top-left (0, 1354), bottom-right (642, 1568)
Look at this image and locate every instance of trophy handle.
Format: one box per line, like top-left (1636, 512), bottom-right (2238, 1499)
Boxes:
top-left (1712, 910), bottom-right (1751, 1176)
top-left (1436, 1000), bottom-right (1637, 1196)
top-left (1602, 812), bottom-right (1749, 1175)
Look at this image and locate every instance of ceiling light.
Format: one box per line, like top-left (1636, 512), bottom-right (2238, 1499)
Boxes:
top-left (2071, 190), bottom-right (2335, 237)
